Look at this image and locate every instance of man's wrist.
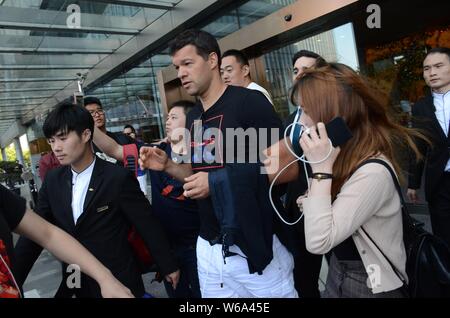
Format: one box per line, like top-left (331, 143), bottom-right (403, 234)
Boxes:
top-left (164, 159), bottom-right (173, 173)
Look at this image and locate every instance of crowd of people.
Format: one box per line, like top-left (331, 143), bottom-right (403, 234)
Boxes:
top-left (0, 29), bottom-right (449, 299)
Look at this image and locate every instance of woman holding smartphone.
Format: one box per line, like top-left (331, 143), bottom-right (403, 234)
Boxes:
top-left (295, 63), bottom-right (426, 298)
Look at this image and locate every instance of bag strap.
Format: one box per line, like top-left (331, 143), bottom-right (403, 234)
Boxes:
top-left (356, 159), bottom-right (420, 227)
top-left (355, 159), bottom-right (408, 285)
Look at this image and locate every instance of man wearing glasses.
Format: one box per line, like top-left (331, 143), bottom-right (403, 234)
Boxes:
top-left (84, 97), bottom-right (134, 165)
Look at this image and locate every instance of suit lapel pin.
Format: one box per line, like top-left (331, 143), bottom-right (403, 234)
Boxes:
top-left (89, 188), bottom-right (94, 192)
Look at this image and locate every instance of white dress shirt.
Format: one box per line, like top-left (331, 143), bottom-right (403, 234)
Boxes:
top-left (71, 158), bottom-right (96, 224)
top-left (433, 91), bottom-right (450, 172)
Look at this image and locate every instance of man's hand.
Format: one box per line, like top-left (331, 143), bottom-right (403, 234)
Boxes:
top-left (183, 172), bottom-right (210, 199)
top-left (407, 188), bottom-right (420, 204)
top-left (165, 270), bottom-right (180, 290)
top-left (139, 146), bottom-right (168, 171)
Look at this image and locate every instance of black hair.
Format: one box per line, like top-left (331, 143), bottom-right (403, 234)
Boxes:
top-left (222, 49), bottom-right (250, 66)
top-left (43, 102), bottom-right (94, 141)
top-left (426, 47), bottom-right (450, 62)
top-left (123, 125), bottom-right (136, 134)
top-left (169, 29), bottom-right (221, 66)
top-left (292, 50), bottom-right (327, 67)
top-left (169, 100), bottom-right (196, 115)
top-left (83, 96), bottom-right (103, 108)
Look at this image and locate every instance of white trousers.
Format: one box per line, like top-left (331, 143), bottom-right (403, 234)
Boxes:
top-left (197, 235), bottom-right (298, 298)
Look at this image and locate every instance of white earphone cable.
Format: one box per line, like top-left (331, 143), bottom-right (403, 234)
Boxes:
top-left (268, 122), bottom-right (334, 226)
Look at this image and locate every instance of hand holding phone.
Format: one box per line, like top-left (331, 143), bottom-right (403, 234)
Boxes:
top-left (291, 116), bottom-right (352, 157)
top-left (263, 117), bottom-right (352, 184)
top-left (300, 118), bottom-right (352, 171)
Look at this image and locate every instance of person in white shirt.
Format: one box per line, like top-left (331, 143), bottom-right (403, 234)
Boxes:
top-left (408, 47), bottom-right (450, 247)
top-left (14, 103), bottom-right (180, 298)
top-left (221, 49), bottom-right (273, 104)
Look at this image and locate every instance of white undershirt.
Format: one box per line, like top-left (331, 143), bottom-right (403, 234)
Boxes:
top-left (247, 82), bottom-right (273, 105)
top-left (71, 158), bottom-right (96, 224)
top-left (433, 91), bottom-right (450, 172)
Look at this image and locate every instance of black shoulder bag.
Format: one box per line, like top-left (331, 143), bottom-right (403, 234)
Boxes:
top-left (358, 159), bottom-right (450, 298)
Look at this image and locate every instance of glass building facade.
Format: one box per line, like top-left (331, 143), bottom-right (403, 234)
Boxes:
top-left (83, 0), bottom-right (301, 142)
top-left (264, 22), bottom-right (359, 118)
top-left (83, 0), bottom-right (356, 142)
top-left (1, 0), bottom-right (450, 162)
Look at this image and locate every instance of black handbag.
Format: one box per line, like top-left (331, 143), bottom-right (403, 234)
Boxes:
top-left (358, 159), bottom-right (450, 298)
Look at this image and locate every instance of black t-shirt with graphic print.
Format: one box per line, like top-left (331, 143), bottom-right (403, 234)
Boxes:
top-left (185, 85), bottom-right (283, 242)
top-left (0, 184), bottom-right (26, 298)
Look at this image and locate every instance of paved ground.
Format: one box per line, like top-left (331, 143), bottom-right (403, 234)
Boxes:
top-left (10, 179), bottom-right (431, 298)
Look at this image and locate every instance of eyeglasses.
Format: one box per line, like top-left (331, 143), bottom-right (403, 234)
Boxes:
top-left (88, 109), bottom-right (104, 117)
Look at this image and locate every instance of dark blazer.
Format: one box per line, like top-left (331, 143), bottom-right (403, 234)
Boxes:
top-left (283, 110), bottom-right (309, 229)
top-left (408, 95), bottom-right (450, 201)
top-left (14, 158), bottom-right (178, 298)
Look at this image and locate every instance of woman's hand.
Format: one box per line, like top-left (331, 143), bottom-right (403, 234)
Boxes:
top-left (299, 123), bottom-right (340, 173)
top-left (98, 272), bottom-right (135, 298)
top-left (296, 192), bottom-right (309, 213)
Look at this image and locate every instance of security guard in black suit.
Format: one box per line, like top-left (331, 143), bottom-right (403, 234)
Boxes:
top-left (14, 103), bottom-right (179, 297)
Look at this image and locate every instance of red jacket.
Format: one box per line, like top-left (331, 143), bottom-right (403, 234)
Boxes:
top-left (38, 152), bottom-right (61, 181)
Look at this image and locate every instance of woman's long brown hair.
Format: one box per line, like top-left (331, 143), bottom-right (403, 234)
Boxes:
top-left (291, 63), bottom-right (426, 199)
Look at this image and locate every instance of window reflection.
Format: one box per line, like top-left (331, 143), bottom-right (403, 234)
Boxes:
top-left (263, 23), bottom-right (359, 119)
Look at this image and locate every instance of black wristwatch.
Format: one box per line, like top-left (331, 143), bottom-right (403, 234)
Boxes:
top-left (312, 173), bottom-right (333, 182)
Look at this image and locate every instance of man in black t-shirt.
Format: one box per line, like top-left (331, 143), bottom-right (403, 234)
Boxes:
top-left (0, 184), bottom-right (134, 298)
top-left (84, 96), bottom-right (134, 165)
top-left (140, 29), bottom-right (297, 298)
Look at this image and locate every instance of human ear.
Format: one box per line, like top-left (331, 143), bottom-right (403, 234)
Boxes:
top-left (209, 52), bottom-right (219, 70)
top-left (82, 129), bottom-right (92, 142)
top-left (243, 65), bottom-right (250, 77)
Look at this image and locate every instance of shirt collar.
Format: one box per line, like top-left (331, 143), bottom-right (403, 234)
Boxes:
top-left (71, 157), bottom-right (96, 179)
top-left (432, 90), bottom-right (450, 98)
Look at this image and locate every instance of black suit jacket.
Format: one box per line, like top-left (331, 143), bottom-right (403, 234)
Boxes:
top-left (269, 110), bottom-right (311, 258)
top-left (14, 158), bottom-right (178, 298)
top-left (409, 95), bottom-right (450, 201)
